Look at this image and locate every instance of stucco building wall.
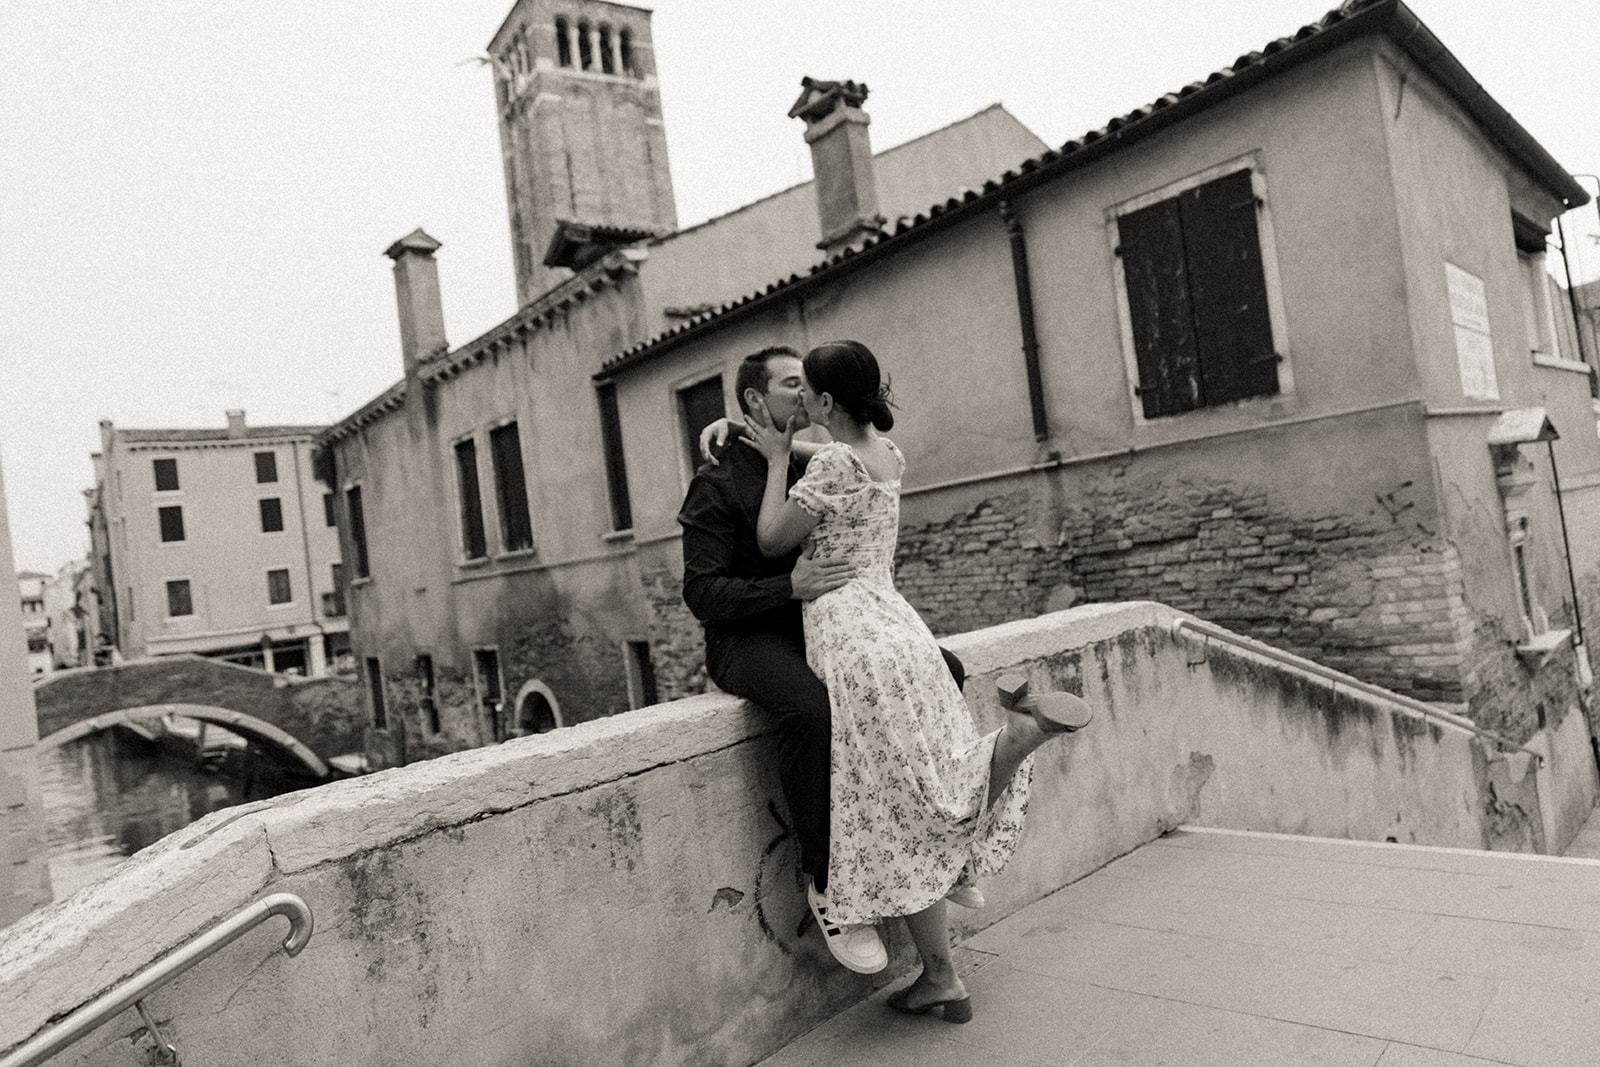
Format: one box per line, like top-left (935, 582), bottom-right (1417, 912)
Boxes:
top-left (0, 452), bottom-right (52, 925)
top-left (606, 33), bottom-right (1596, 743)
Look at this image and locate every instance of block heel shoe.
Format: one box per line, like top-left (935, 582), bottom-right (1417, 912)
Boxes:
top-left (887, 986), bottom-right (974, 1024)
top-left (995, 674), bottom-right (1093, 734)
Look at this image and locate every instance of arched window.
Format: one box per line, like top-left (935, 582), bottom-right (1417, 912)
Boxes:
top-left (618, 27), bottom-right (634, 76)
top-left (599, 24), bottom-right (615, 74)
top-left (577, 19), bottom-right (593, 70)
top-left (554, 17), bottom-right (572, 67)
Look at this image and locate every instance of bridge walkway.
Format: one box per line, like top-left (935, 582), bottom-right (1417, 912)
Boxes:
top-left (761, 826), bottom-right (1600, 1067)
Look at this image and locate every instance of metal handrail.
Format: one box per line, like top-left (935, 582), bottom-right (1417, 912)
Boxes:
top-left (1169, 617), bottom-right (1544, 766)
top-left (1, 893), bottom-right (313, 1067)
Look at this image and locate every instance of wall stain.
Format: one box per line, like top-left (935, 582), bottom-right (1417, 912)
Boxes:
top-left (709, 887), bottom-right (745, 911)
top-left (581, 788), bottom-right (642, 872)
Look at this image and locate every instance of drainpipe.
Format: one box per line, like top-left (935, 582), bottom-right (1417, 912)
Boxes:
top-left (1547, 439), bottom-right (1588, 669)
top-left (291, 440), bottom-right (329, 676)
top-left (999, 199), bottom-right (1050, 443)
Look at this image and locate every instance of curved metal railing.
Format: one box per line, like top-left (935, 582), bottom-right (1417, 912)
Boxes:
top-left (0, 893), bottom-right (314, 1067)
top-left (1169, 616), bottom-right (1544, 767)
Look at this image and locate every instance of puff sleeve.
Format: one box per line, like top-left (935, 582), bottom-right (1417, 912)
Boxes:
top-left (788, 443), bottom-right (858, 520)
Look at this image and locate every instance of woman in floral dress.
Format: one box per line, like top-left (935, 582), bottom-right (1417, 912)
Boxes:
top-left (748, 339), bottom-right (1091, 1024)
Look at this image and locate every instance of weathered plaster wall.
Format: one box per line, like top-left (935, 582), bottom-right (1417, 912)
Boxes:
top-left (4, 603), bottom-right (1592, 1065)
top-left (0, 451), bottom-right (52, 926)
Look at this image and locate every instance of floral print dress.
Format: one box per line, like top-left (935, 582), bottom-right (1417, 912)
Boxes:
top-left (792, 439), bottom-right (1033, 925)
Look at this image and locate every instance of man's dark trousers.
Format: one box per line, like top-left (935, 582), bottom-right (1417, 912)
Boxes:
top-left (707, 628), bottom-right (964, 891)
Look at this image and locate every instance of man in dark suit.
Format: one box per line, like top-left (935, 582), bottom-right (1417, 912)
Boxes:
top-left (678, 345), bottom-right (889, 972)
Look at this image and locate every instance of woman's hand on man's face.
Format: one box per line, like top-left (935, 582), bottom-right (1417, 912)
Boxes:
top-left (744, 394), bottom-right (796, 464)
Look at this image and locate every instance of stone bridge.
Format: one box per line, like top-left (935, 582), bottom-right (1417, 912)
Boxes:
top-left (33, 656), bottom-right (367, 777)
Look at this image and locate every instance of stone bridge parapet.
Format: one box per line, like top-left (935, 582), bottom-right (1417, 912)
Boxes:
top-left (3, 603), bottom-right (1594, 1065)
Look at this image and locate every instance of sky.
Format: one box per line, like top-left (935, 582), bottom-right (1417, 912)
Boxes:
top-left (4, 0), bottom-right (1598, 577)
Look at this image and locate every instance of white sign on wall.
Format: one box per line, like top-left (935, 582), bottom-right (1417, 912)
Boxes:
top-left (1446, 262), bottom-right (1497, 400)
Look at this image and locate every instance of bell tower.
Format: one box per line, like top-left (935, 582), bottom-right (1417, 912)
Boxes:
top-left (488, 0), bottom-right (678, 304)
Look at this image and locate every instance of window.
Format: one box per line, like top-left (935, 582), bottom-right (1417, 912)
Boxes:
top-left (254, 451), bottom-right (278, 483)
top-left (455, 437), bottom-right (488, 560)
top-left (267, 568), bottom-right (292, 605)
top-left (577, 19), bottom-right (593, 69)
top-left (626, 640), bottom-right (658, 709)
top-left (489, 422), bottom-right (534, 552)
top-left (417, 653), bottom-right (441, 734)
top-left (322, 492), bottom-right (336, 527)
top-left (599, 24), bottom-right (615, 73)
top-left (366, 657), bottom-right (388, 730)
top-left (1517, 247), bottom-right (1563, 362)
top-left (474, 648), bottom-right (505, 740)
top-left (597, 382), bottom-right (633, 530)
top-left (555, 17), bottom-right (572, 67)
top-left (126, 586), bottom-right (134, 623)
top-left (346, 485), bottom-right (370, 578)
top-left (678, 376), bottom-right (726, 475)
top-left (618, 27), bottom-right (634, 75)
top-left (259, 497), bottom-right (284, 533)
top-left (165, 579), bottom-right (192, 618)
top-left (323, 562), bottom-right (346, 618)
top-left (152, 458), bottom-right (179, 492)
top-left (158, 505), bottom-right (185, 543)
top-left (1113, 166), bottom-right (1280, 419)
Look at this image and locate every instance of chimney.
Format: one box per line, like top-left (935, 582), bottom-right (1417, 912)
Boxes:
top-left (789, 78), bottom-right (885, 257)
top-left (226, 410), bottom-right (246, 438)
top-left (384, 228), bottom-right (447, 376)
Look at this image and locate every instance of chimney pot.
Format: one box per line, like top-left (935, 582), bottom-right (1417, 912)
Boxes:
top-left (386, 228), bottom-right (448, 377)
top-left (790, 77), bottom-right (884, 257)
top-left (226, 410), bottom-right (246, 438)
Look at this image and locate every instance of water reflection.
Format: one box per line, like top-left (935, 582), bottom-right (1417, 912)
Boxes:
top-left (36, 725), bottom-right (298, 900)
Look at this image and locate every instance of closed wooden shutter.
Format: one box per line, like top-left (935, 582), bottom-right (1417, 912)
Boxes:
top-left (1120, 168), bottom-right (1277, 416)
top-left (1119, 196), bottom-right (1201, 418)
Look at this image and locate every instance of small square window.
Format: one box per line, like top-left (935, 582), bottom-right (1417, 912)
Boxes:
top-left (166, 579), bottom-right (193, 618)
top-left (158, 505), bottom-right (186, 543)
top-left (259, 497), bottom-right (284, 533)
top-left (254, 451), bottom-right (279, 483)
top-left (267, 568), bottom-right (292, 605)
top-left (153, 458), bottom-right (179, 492)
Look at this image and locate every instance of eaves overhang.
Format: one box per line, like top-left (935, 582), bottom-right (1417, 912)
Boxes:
top-left (316, 248), bottom-right (647, 449)
top-left (594, 0), bottom-right (1589, 385)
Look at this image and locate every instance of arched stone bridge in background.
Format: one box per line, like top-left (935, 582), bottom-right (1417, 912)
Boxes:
top-left (34, 656), bottom-right (367, 777)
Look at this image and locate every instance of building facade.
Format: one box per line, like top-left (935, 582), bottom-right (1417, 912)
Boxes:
top-left (316, 0), bottom-right (1047, 766)
top-left (90, 411), bottom-right (350, 676)
top-left (15, 573), bottom-right (49, 677)
top-left (322, 0), bottom-right (1598, 767)
top-left (600, 0), bottom-right (1599, 744)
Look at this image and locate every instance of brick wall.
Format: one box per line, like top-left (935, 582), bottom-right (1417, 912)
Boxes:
top-left (375, 615), bottom-right (644, 767)
top-left (640, 565), bottom-right (708, 703)
top-left (895, 473), bottom-right (1479, 705)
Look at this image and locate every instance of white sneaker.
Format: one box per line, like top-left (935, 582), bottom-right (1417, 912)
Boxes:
top-left (806, 880), bottom-right (887, 974)
top-left (946, 884), bottom-right (986, 909)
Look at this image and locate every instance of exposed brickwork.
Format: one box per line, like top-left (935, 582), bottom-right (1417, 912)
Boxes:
top-left (370, 618), bottom-right (641, 768)
top-left (503, 620), bottom-right (634, 726)
top-left (896, 475), bottom-right (1482, 706)
top-left (1460, 617), bottom-right (1585, 741)
top-left (640, 565), bottom-right (708, 702)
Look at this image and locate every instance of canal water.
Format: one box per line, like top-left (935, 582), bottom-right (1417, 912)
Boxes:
top-left (36, 725), bottom-right (301, 900)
